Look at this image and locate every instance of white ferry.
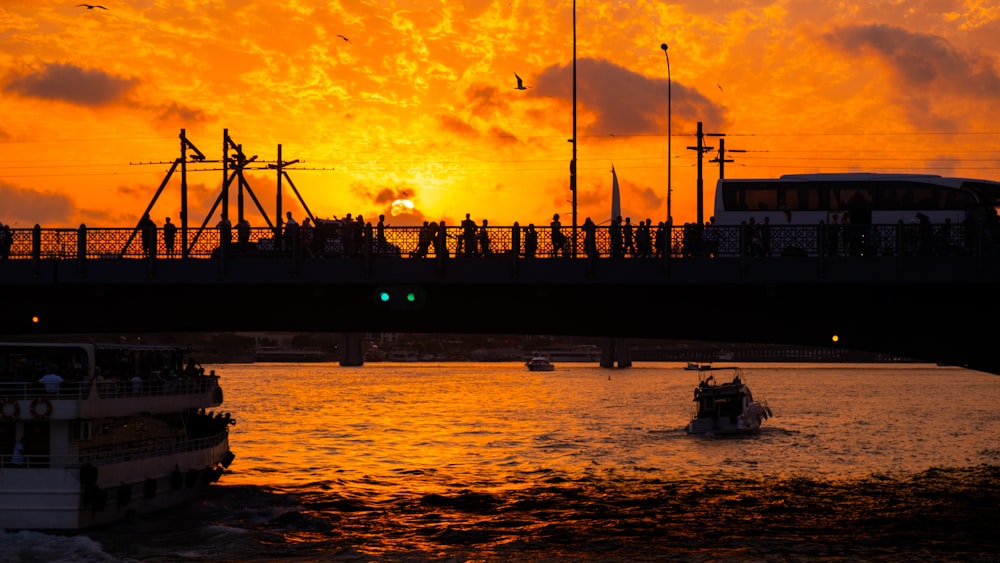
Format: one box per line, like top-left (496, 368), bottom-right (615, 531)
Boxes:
top-left (0, 341), bottom-right (236, 531)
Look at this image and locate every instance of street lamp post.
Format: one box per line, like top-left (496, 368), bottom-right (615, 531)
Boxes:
top-left (660, 43), bottom-right (671, 227)
top-left (571, 0), bottom-right (578, 256)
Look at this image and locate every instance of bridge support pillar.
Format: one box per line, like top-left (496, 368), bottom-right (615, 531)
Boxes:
top-left (600, 338), bottom-right (632, 369)
top-left (340, 333), bottom-right (365, 366)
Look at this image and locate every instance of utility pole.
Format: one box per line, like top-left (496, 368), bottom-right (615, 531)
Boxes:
top-left (686, 122), bottom-right (725, 225)
top-left (711, 138), bottom-right (746, 181)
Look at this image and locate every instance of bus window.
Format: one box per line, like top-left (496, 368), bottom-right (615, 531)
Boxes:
top-left (784, 186), bottom-right (815, 211)
top-left (744, 186), bottom-right (778, 211)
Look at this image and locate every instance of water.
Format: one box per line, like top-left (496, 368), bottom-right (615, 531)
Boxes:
top-left (4, 362), bottom-right (999, 561)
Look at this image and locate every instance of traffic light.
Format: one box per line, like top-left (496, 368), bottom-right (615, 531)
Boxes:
top-left (373, 286), bottom-right (426, 311)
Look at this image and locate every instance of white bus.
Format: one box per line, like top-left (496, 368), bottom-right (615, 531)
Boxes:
top-left (708, 173), bottom-right (1000, 256)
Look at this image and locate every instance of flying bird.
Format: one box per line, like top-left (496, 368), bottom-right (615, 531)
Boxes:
top-left (337, 34), bottom-right (351, 43)
top-left (514, 73), bottom-right (528, 90)
top-left (76, 3), bottom-right (108, 9)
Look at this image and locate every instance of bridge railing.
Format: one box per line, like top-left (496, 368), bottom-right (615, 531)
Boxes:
top-left (0, 221), bottom-right (993, 260)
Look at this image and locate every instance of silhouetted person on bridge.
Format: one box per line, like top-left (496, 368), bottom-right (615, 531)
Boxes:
top-left (0, 223), bottom-right (11, 259)
top-left (623, 217), bottom-right (635, 257)
top-left (139, 213), bottom-right (156, 257)
top-left (609, 216), bottom-right (623, 258)
top-left (237, 218), bottom-right (251, 249)
top-left (550, 213), bottom-right (566, 257)
top-left (511, 222), bottom-right (521, 257)
top-left (478, 219), bottom-right (491, 256)
top-left (415, 221), bottom-right (432, 258)
top-left (583, 217), bottom-right (597, 258)
top-left (524, 224), bottom-right (538, 258)
top-left (217, 218), bottom-right (232, 254)
top-left (284, 212), bottom-right (299, 255)
top-left (163, 217), bottom-right (177, 257)
top-left (461, 213), bottom-right (476, 256)
top-left (376, 215), bottom-right (387, 251)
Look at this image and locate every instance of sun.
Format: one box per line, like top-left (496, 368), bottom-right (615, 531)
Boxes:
top-left (390, 199), bottom-right (414, 216)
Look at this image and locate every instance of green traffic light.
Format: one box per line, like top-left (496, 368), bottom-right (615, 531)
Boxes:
top-left (379, 291), bottom-right (391, 302)
top-left (406, 292), bottom-right (416, 302)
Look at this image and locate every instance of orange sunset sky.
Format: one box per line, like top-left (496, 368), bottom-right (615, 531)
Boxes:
top-left (1, 1), bottom-right (999, 230)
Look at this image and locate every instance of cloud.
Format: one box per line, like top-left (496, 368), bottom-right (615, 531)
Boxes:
top-left (150, 102), bottom-right (215, 132)
top-left (350, 182), bottom-right (426, 226)
top-left (825, 24), bottom-right (1000, 95)
top-left (531, 57), bottom-right (726, 135)
top-left (0, 182), bottom-right (75, 227)
top-left (462, 83), bottom-right (509, 119)
top-left (823, 24), bottom-right (1000, 128)
top-left (3, 63), bottom-right (138, 106)
top-left (437, 114), bottom-right (478, 136)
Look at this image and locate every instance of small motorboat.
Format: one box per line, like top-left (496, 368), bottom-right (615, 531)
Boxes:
top-left (525, 355), bottom-right (555, 372)
top-left (685, 361), bottom-right (712, 371)
top-left (686, 367), bottom-right (772, 436)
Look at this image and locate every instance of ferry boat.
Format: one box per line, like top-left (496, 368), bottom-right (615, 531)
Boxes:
top-left (530, 345), bottom-right (601, 363)
top-left (0, 341), bottom-right (236, 531)
top-left (686, 367), bottom-right (772, 436)
top-left (525, 355), bottom-right (555, 372)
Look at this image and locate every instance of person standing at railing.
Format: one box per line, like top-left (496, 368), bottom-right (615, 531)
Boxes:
top-left (284, 212), bottom-right (299, 255)
top-left (524, 224), bottom-right (538, 258)
top-left (139, 213), bottom-right (156, 257)
top-left (655, 222), bottom-right (667, 258)
top-left (609, 216), bottom-right (623, 258)
top-left (623, 217), bottom-right (635, 257)
top-left (550, 213), bottom-right (566, 257)
top-left (376, 215), bottom-right (388, 251)
top-left (163, 217), bottom-right (177, 257)
top-left (583, 217), bottom-right (597, 259)
top-left (236, 218), bottom-right (251, 248)
top-left (461, 213), bottom-right (476, 257)
top-left (0, 223), bottom-right (10, 259)
top-left (637, 219), bottom-right (653, 257)
top-left (478, 219), bottom-right (491, 256)
top-left (11, 436), bottom-right (25, 467)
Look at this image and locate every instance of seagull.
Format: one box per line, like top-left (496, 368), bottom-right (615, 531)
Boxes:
top-left (337, 34), bottom-right (351, 43)
top-left (514, 73), bottom-right (528, 90)
top-left (76, 3), bottom-right (108, 9)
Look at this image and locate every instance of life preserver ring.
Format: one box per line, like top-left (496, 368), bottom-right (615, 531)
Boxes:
top-left (30, 397), bottom-right (52, 419)
top-left (0, 399), bottom-right (20, 420)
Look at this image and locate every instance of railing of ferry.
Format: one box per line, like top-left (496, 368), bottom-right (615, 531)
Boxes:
top-left (0, 376), bottom-right (221, 401)
top-left (0, 431), bottom-right (229, 470)
top-left (0, 221), bottom-right (993, 260)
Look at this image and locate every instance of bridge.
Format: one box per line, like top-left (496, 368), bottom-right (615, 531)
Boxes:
top-left (1, 219), bottom-right (998, 374)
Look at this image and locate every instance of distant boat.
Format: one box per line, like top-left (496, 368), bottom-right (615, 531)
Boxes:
top-left (525, 355), bottom-right (555, 372)
top-left (686, 367), bottom-right (772, 436)
top-left (385, 349), bottom-right (419, 362)
top-left (685, 361), bottom-right (712, 371)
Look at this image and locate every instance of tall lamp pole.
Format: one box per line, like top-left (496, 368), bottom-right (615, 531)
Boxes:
top-left (571, 0), bottom-right (578, 256)
top-left (660, 43), bottom-right (671, 227)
